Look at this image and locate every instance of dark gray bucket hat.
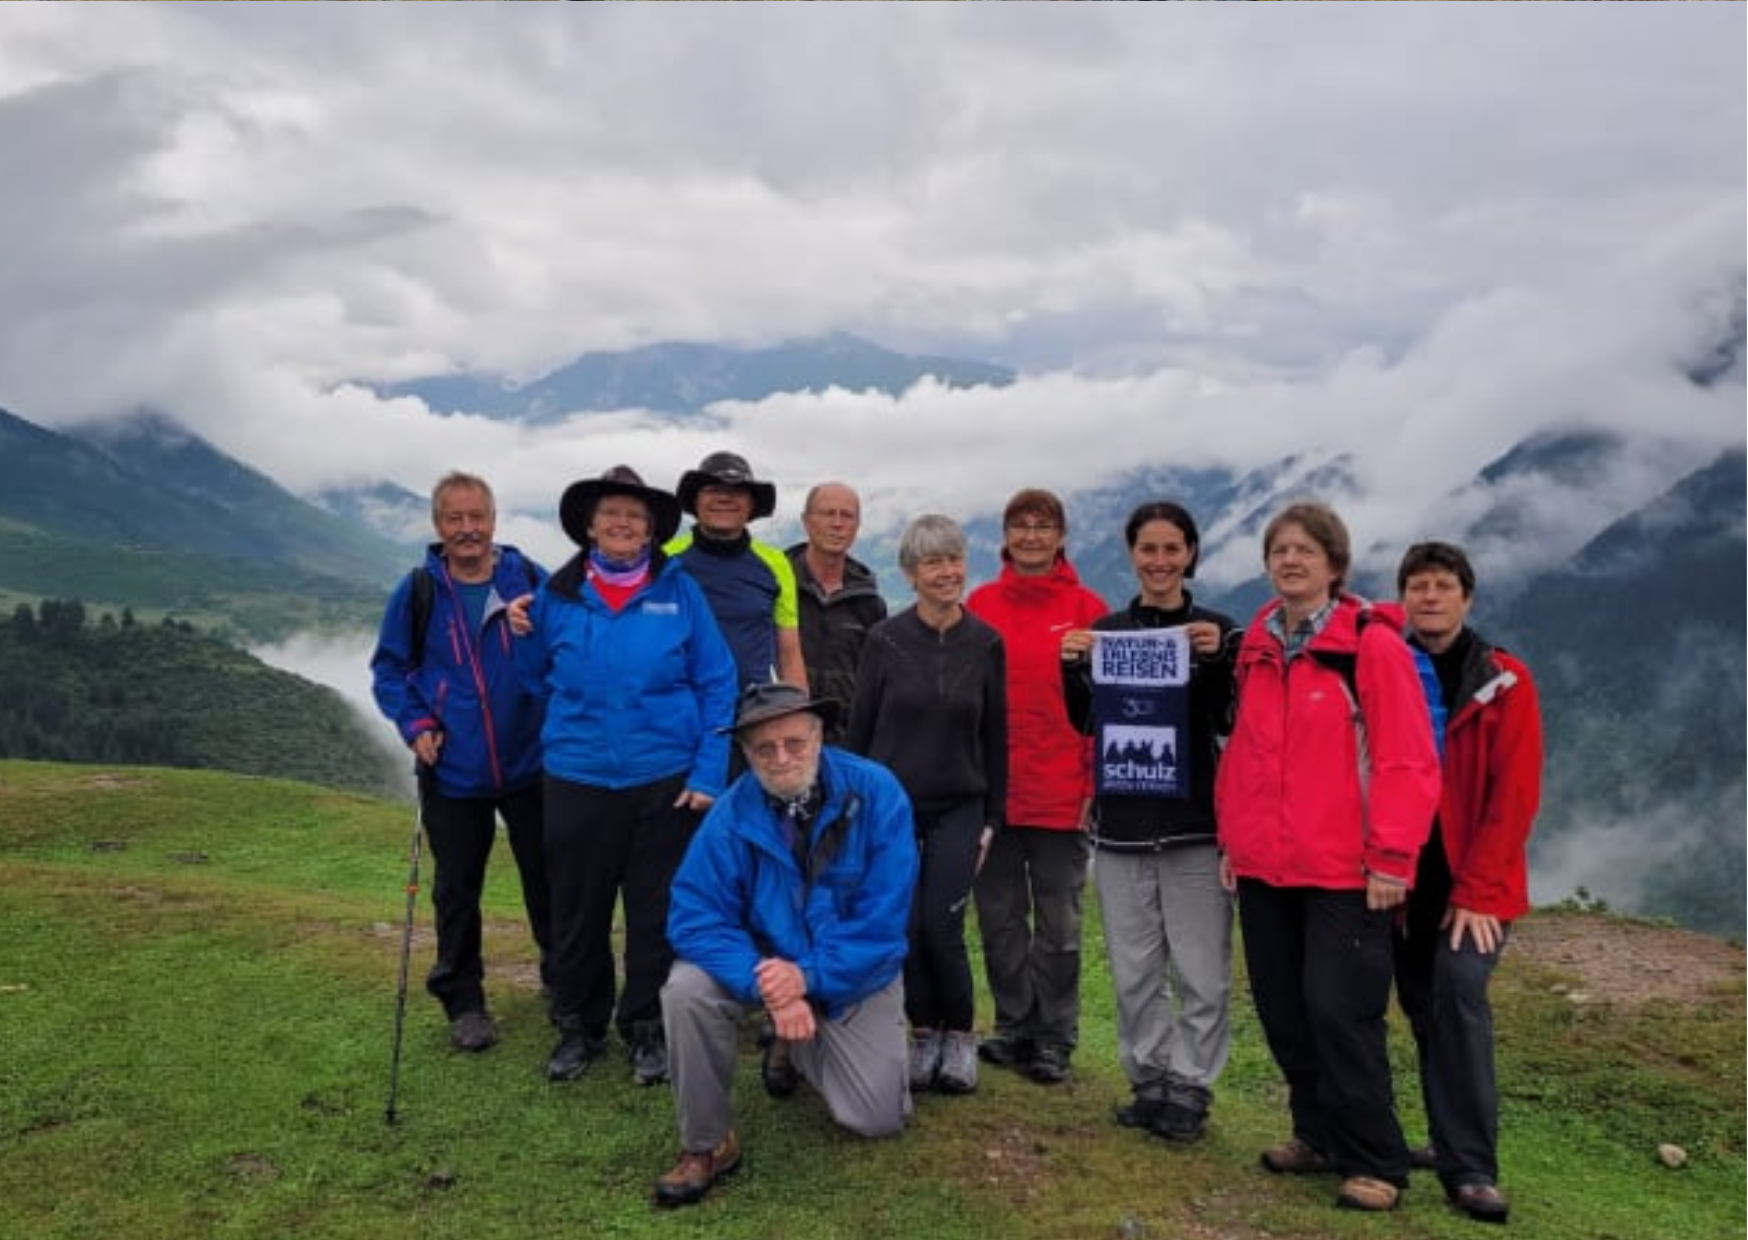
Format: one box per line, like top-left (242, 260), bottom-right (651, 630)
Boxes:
top-left (676, 450), bottom-right (777, 520)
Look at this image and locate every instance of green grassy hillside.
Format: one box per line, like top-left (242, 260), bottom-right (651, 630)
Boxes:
top-left (0, 762), bottom-right (1741, 1240)
top-left (0, 517), bottom-right (389, 644)
top-left (0, 407), bottom-right (408, 596)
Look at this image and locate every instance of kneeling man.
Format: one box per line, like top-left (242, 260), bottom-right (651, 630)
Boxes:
top-left (655, 682), bottom-right (919, 1208)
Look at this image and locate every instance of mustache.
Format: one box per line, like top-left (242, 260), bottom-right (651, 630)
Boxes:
top-left (451, 532), bottom-right (487, 544)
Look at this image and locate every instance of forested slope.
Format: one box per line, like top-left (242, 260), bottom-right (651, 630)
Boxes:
top-left (0, 599), bottom-right (400, 798)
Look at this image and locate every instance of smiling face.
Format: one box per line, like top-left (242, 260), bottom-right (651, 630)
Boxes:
top-left (695, 483), bottom-right (755, 538)
top-left (1130, 517), bottom-right (1195, 609)
top-left (1401, 567), bottom-right (1473, 653)
top-left (433, 482), bottom-right (496, 581)
top-left (1003, 510), bottom-right (1063, 577)
top-left (587, 494), bottom-right (653, 562)
top-left (1266, 521), bottom-right (1338, 611)
top-left (905, 552), bottom-right (967, 610)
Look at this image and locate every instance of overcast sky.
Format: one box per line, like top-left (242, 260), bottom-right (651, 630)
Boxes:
top-left (1, 5), bottom-right (1742, 572)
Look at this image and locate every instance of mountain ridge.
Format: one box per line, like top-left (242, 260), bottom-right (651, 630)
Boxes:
top-left (0, 406), bottom-right (407, 585)
top-left (0, 406), bottom-right (406, 641)
top-left (0, 325), bottom-right (1740, 932)
top-left (382, 331), bottom-right (1016, 421)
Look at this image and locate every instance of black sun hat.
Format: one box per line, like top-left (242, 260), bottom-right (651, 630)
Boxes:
top-left (559, 466), bottom-right (683, 548)
top-left (719, 682), bottom-right (841, 736)
top-left (676, 451), bottom-right (778, 521)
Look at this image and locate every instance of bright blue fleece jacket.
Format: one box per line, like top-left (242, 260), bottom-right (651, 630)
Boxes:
top-left (515, 554), bottom-right (738, 796)
top-left (667, 747), bottom-right (918, 1019)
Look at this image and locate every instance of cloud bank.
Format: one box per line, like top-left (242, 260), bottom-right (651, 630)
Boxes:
top-left (0, 4), bottom-right (1740, 575)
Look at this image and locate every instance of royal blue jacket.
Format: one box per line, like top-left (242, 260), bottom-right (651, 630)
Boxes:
top-left (514, 553), bottom-right (738, 796)
top-left (667, 748), bottom-right (918, 1019)
top-left (369, 544), bottom-right (546, 799)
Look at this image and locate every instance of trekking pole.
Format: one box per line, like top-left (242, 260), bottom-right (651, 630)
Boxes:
top-left (385, 783), bottom-right (426, 1126)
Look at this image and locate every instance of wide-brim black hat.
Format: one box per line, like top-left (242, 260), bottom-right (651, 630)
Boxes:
top-left (718, 682), bottom-right (841, 736)
top-left (559, 466), bottom-right (683, 548)
top-left (676, 450), bottom-right (778, 521)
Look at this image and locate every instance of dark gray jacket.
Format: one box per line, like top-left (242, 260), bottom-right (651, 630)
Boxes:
top-left (785, 543), bottom-right (888, 742)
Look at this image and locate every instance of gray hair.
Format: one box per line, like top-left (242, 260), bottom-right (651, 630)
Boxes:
top-left (430, 471), bottom-right (496, 522)
top-left (898, 514), bottom-right (966, 572)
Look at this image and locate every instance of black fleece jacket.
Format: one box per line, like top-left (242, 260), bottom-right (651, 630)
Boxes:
top-left (1062, 593), bottom-right (1235, 849)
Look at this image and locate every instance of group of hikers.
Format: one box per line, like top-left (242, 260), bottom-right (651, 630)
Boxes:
top-left (369, 450), bottom-right (1542, 1224)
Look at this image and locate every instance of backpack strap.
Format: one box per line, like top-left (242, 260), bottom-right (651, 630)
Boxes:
top-left (1306, 606), bottom-right (1447, 762)
top-left (1306, 607), bottom-right (1379, 802)
top-left (408, 556), bottom-right (537, 669)
top-left (406, 567), bottom-right (434, 668)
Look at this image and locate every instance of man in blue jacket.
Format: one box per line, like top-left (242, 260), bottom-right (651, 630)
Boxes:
top-left (654, 683), bottom-right (919, 1208)
top-left (369, 471), bottom-right (550, 1053)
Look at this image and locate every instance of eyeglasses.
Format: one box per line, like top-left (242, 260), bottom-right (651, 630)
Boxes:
top-left (744, 735), bottom-right (816, 763)
top-left (1006, 521), bottom-right (1059, 535)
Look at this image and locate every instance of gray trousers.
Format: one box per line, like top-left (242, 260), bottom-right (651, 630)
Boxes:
top-left (1093, 842), bottom-right (1233, 1109)
top-left (661, 961), bottom-right (910, 1152)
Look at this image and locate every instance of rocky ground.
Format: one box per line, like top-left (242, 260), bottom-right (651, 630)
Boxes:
top-left (1509, 908), bottom-right (1745, 1007)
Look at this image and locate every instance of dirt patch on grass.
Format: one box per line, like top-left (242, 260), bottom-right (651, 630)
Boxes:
top-left (972, 1124), bottom-right (1055, 1205)
top-left (225, 1152), bottom-right (280, 1184)
top-left (1509, 910), bottom-right (1745, 1007)
top-left (365, 910), bottom-right (1748, 1009)
top-left (75, 772), bottom-right (152, 792)
top-left (363, 918), bottom-right (547, 988)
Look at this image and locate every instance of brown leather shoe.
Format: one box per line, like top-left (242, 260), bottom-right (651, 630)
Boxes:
top-left (1451, 1181), bottom-right (1510, 1224)
top-left (1260, 1137), bottom-right (1333, 1175)
top-left (652, 1131), bottom-right (741, 1208)
top-left (1337, 1175), bottom-right (1401, 1212)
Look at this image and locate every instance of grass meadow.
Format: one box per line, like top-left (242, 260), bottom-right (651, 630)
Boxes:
top-left (1, 760), bottom-right (1741, 1240)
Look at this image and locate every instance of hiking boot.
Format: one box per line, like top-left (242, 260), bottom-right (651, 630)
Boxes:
top-left (1337, 1176), bottom-right (1401, 1211)
top-left (448, 1010), bottom-right (499, 1053)
top-left (1261, 1137), bottom-right (1334, 1175)
top-left (976, 1034), bottom-right (1034, 1069)
top-left (545, 1028), bottom-right (607, 1081)
top-left (628, 1021), bottom-right (669, 1087)
top-left (1450, 1181), bottom-right (1510, 1224)
top-left (1147, 1101), bottom-right (1208, 1144)
top-left (908, 1028), bottom-right (944, 1092)
top-left (935, 1030), bottom-right (979, 1095)
top-left (1026, 1042), bottom-right (1072, 1085)
top-left (652, 1130), bottom-right (741, 1208)
top-left (761, 1037), bottom-right (800, 1098)
top-left (1114, 1094), bottom-right (1167, 1129)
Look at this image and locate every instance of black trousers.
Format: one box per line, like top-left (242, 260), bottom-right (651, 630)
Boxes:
top-left (973, 825), bottom-right (1089, 1050)
top-left (1394, 855), bottom-right (1506, 1191)
top-left (544, 771), bottom-right (700, 1038)
top-left (419, 781), bottom-right (551, 1019)
top-left (905, 798), bottom-right (984, 1031)
top-left (1237, 879), bottom-right (1410, 1187)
